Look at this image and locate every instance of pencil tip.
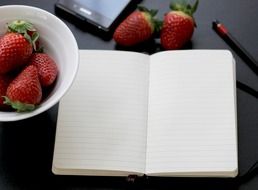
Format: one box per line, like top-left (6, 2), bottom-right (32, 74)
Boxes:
top-left (213, 20), bottom-right (219, 24)
top-left (212, 20), bottom-right (220, 28)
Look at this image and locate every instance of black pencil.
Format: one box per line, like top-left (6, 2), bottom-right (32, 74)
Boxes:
top-left (212, 20), bottom-right (258, 75)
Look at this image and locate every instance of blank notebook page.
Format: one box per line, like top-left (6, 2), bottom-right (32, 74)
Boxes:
top-left (146, 50), bottom-right (238, 176)
top-left (53, 50), bottom-right (149, 176)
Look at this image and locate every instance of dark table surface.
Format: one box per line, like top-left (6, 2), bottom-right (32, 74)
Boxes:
top-left (0, 0), bottom-right (258, 189)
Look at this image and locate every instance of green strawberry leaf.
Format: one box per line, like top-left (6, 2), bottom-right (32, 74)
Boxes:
top-left (149, 9), bottom-right (158, 17)
top-left (7, 20), bottom-right (39, 51)
top-left (191, 0), bottom-right (199, 15)
top-left (3, 96), bottom-right (36, 112)
top-left (137, 5), bottom-right (158, 17)
top-left (24, 22), bottom-right (36, 32)
top-left (170, 0), bottom-right (187, 12)
top-left (153, 20), bottom-right (163, 34)
top-left (8, 20), bottom-right (35, 34)
top-left (170, 0), bottom-right (199, 17)
top-left (137, 5), bottom-right (148, 12)
top-left (137, 5), bottom-right (162, 33)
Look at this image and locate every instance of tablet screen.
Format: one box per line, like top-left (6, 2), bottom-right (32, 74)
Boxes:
top-left (57, 0), bottom-right (131, 30)
top-left (74, 0), bottom-right (130, 20)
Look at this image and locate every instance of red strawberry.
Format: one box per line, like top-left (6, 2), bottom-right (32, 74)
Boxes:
top-left (0, 33), bottom-right (33, 74)
top-left (0, 20), bottom-right (40, 74)
top-left (113, 6), bottom-right (162, 46)
top-left (0, 75), bottom-right (12, 108)
top-left (28, 53), bottom-right (58, 87)
top-left (4, 65), bottom-right (42, 112)
top-left (161, 0), bottom-right (199, 50)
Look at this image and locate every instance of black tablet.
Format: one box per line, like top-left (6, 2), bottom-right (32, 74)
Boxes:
top-left (55, 0), bottom-right (131, 31)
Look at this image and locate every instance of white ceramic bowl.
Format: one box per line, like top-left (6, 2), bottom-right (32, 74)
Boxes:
top-left (0, 5), bottom-right (79, 121)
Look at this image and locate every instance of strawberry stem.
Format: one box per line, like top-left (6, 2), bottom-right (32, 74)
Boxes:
top-left (31, 32), bottom-right (40, 50)
top-left (3, 96), bottom-right (36, 112)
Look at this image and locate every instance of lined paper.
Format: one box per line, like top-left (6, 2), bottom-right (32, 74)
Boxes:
top-left (53, 50), bottom-right (149, 176)
top-left (52, 50), bottom-right (238, 177)
top-left (146, 50), bottom-right (237, 176)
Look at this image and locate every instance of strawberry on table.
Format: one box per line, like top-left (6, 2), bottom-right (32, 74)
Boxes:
top-left (28, 53), bottom-right (58, 87)
top-left (113, 6), bottom-right (162, 46)
top-left (0, 20), bottom-right (39, 74)
top-left (161, 0), bottom-right (199, 50)
top-left (4, 65), bottom-right (42, 112)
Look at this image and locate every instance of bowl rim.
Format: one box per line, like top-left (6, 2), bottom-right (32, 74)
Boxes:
top-left (0, 5), bottom-right (79, 122)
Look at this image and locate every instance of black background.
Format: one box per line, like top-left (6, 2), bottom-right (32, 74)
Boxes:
top-left (0, 0), bottom-right (258, 189)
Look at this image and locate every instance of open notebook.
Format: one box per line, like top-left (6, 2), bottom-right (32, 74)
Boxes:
top-left (52, 50), bottom-right (238, 177)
